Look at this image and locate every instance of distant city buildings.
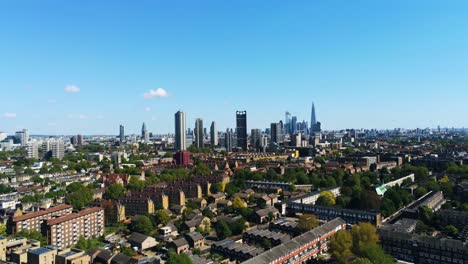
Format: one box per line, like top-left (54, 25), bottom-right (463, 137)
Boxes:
top-left (26, 142), bottom-right (39, 159)
top-left (51, 139), bottom-right (65, 160)
top-left (251, 129), bottom-right (261, 149)
top-left (225, 128), bottom-right (234, 152)
top-left (15, 129), bottom-right (29, 146)
top-left (210, 121), bottom-right (218, 146)
top-left (119, 125), bottom-right (125, 143)
top-left (175, 111), bottom-right (187, 151)
top-left (236, 111), bottom-right (247, 151)
top-left (194, 118), bottom-right (204, 148)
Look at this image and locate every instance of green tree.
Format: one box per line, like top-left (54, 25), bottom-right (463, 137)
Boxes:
top-left (121, 246), bottom-right (136, 257)
top-left (131, 215), bottom-right (154, 235)
top-left (75, 236), bottom-right (104, 250)
top-left (232, 196), bottom-right (246, 210)
top-left (66, 187), bottom-right (93, 210)
top-left (443, 225), bottom-right (459, 237)
top-left (297, 214), bottom-right (319, 232)
top-left (127, 176), bottom-right (146, 191)
top-left (260, 238), bottom-right (272, 249)
top-left (106, 183), bottom-right (126, 200)
top-left (316, 191), bottom-right (336, 206)
top-left (215, 220), bottom-right (232, 240)
top-left (351, 223), bottom-right (379, 255)
top-left (361, 243), bottom-right (393, 264)
top-left (0, 224), bottom-right (6, 236)
top-left (167, 249), bottom-right (192, 264)
top-left (15, 230), bottom-right (47, 245)
top-left (329, 230), bottom-right (353, 264)
top-left (155, 209), bottom-right (171, 226)
top-left (350, 258), bottom-right (373, 264)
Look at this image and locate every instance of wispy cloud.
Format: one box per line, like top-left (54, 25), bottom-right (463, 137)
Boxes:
top-left (145, 107), bottom-right (151, 112)
top-left (67, 114), bottom-right (88, 120)
top-left (65, 85), bottom-right (80, 93)
top-left (144, 88), bottom-right (169, 99)
top-left (3, 112), bottom-right (17, 119)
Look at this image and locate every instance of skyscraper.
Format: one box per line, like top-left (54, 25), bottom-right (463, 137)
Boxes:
top-left (291, 116), bottom-right (297, 134)
top-left (27, 142), bottom-right (39, 159)
top-left (175, 111), bottom-right (187, 151)
top-left (251, 129), bottom-right (261, 149)
top-left (225, 128), bottom-right (234, 152)
top-left (210, 121), bottom-right (218, 146)
top-left (285, 111), bottom-right (292, 134)
top-left (311, 102), bottom-right (317, 128)
top-left (194, 118), bottom-right (204, 148)
top-left (270, 122), bottom-right (283, 144)
top-left (141, 122), bottom-right (147, 138)
top-left (15, 129), bottom-right (29, 146)
top-left (52, 139), bottom-right (65, 160)
top-left (119, 125), bottom-right (125, 143)
top-left (236, 111), bottom-right (247, 151)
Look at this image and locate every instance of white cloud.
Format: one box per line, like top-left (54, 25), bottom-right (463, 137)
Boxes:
top-left (144, 88), bottom-right (169, 99)
top-left (65, 85), bottom-right (80, 93)
top-left (3, 112), bottom-right (16, 118)
top-left (145, 107), bottom-right (151, 112)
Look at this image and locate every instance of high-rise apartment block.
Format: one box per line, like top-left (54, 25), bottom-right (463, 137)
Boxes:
top-left (236, 111), bottom-right (247, 151)
top-left (175, 111), bottom-right (187, 151)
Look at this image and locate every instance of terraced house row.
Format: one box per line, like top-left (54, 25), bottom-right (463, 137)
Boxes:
top-left (242, 218), bottom-right (346, 264)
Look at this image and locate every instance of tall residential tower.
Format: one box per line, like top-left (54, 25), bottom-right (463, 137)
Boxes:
top-left (175, 111), bottom-right (187, 151)
top-left (236, 111), bottom-right (247, 151)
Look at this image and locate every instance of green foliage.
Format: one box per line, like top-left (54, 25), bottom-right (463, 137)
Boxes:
top-left (329, 230), bottom-right (353, 264)
top-left (131, 215), bottom-right (154, 235)
top-left (188, 145), bottom-right (210, 154)
top-left (260, 238), bottom-right (272, 249)
top-left (414, 187), bottom-right (428, 199)
top-left (106, 183), bottom-right (126, 200)
top-left (75, 236), bottom-right (104, 250)
top-left (361, 243), bottom-right (394, 264)
top-left (297, 214), bottom-right (319, 232)
top-left (167, 249), bottom-right (193, 264)
top-left (380, 187), bottom-right (413, 217)
top-left (121, 246), bottom-right (136, 257)
top-left (154, 209), bottom-right (171, 226)
top-left (127, 176), bottom-right (146, 191)
top-left (350, 258), bottom-right (373, 264)
top-left (443, 225), bottom-right (459, 237)
top-left (316, 191), bottom-right (336, 206)
top-left (350, 223), bottom-right (379, 256)
top-left (15, 230), bottom-right (47, 245)
top-left (160, 168), bottom-right (190, 182)
top-left (65, 183), bottom-right (93, 210)
top-left (0, 184), bottom-right (15, 194)
top-left (192, 162), bottom-right (211, 176)
top-left (215, 220), bottom-right (232, 240)
top-left (0, 224), bottom-right (6, 236)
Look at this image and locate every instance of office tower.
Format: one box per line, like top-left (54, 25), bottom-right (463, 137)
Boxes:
top-left (203, 127), bottom-right (207, 137)
top-left (311, 102), bottom-right (317, 128)
top-left (225, 129), bottom-right (234, 152)
top-left (260, 135), bottom-right (268, 150)
top-left (194, 118), bottom-right (204, 148)
top-left (292, 133), bottom-right (302, 147)
top-left (77, 134), bottom-right (83, 146)
top-left (15, 129), bottom-right (29, 146)
top-left (291, 116), bottom-right (297, 134)
top-left (27, 142), bottom-right (39, 159)
top-left (302, 120), bottom-right (308, 133)
top-left (236, 111), bottom-right (247, 151)
top-left (51, 139), bottom-right (65, 160)
top-left (144, 131), bottom-right (150, 143)
top-left (175, 111), bottom-right (187, 151)
top-left (142, 122), bottom-right (147, 138)
top-left (210, 121), bottom-right (218, 146)
top-left (251, 129), bottom-right (262, 149)
top-left (285, 111), bottom-right (292, 134)
top-left (70, 136), bottom-right (78, 146)
top-left (270, 122), bottom-right (283, 144)
top-left (119, 125), bottom-right (125, 143)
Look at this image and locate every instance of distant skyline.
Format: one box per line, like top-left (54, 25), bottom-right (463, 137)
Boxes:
top-left (1, 1), bottom-right (468, 135)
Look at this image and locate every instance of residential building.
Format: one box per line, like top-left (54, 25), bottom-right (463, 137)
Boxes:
top-left (27, 246), bottom-right (58, 264)
top-left (119, 125), bottom-right (125, 143)
top-left (174, 151), bottom-right (191, 165)
top-left (9, 204), bottom-right (73, 234)
top-left (44, 207), bottom-right (105, 249)
top-left (51, 139), bottom-right (65, 160)
top-left (128, 232), bottom-right (158, 251)
top-left (56, 248), bottom-right (91, 264)
top-left (175, 111), bottom-right (187, 151)
top-left (243, 218), bottom-right (346, 264)
top-left (27, 142), bottom-right (39, 159)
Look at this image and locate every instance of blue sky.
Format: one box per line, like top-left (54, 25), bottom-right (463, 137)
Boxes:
top-left (1, 0), bottom-right (467, 135)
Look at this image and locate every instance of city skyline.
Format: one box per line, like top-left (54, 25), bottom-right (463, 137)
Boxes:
top-left (1, 1), bottom-right (468, 135)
